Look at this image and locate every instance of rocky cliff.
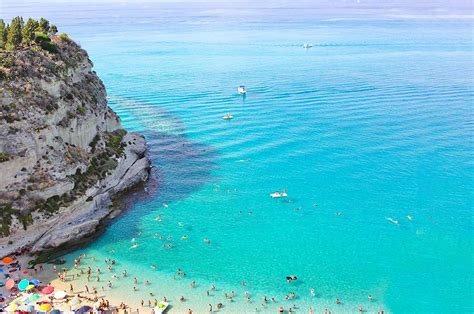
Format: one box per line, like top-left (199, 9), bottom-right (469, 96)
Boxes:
top-left (0, 34), bottom-right (151, 256)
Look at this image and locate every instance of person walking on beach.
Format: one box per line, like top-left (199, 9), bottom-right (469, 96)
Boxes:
top-left (208, 304), bottom-right (213, 313)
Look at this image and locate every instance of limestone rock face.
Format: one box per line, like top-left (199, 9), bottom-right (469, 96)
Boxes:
top-left (0, 35), bottom-right (151, 255)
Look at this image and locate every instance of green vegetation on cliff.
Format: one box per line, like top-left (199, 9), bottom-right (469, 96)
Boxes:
top-left (0, 17), bottom-right (60, 51)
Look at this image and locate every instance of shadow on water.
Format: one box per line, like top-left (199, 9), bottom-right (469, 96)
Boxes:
top-left (101, 128), bottom-right (219, 243)
top-left (87, 96), bottom-right (220, 245)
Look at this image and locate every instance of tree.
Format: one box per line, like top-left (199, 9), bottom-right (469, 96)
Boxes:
top-left (49, 24), bottom-right (58, 35)
top-left (38, 18), bottom-right (50, 33)
top-left (0, 19), bottom-right (6, 49)
top-left (22, 18), bottom-right (39, 44)
top-left (6, 16), bottom-right (23, 50)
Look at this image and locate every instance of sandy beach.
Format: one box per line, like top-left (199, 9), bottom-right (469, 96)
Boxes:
top-left (0, 251), bottom-right (149, 313)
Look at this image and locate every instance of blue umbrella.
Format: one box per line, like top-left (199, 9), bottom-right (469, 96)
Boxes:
top-left (76, 305), bottom-right (92, 313)
top-left (30, 279), bottom-right (40, 286)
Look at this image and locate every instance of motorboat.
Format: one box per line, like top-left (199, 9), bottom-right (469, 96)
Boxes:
top-left (270, 188), bottom-right (288, 198)
top-left (154, 302), bottom-right (169, 314)
top-left (238, 85), bottom-right (247, 94)
top-left (303, 43), bottom-right (313, 48)
top-left (385, 217), bottom-right (400, 225)
top-left (223, 114), bottom-right (234, 120)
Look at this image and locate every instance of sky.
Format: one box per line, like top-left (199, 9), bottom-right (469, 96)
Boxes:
top-left (1, 0), bottom-right (472, 19)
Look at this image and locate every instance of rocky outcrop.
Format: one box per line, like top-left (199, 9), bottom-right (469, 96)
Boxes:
top-left (0, 34), bottom-right (151, 256)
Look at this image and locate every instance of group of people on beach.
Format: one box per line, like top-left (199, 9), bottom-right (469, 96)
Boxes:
top-left (1, 242), bottom-right (387, 314)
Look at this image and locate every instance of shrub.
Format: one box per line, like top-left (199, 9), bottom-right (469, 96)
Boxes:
top-left (77, 106), bottom-right (86, 115)
top-left (58, 33), bottom-right (71, 43)
top-left (0, 152), bottom-right (10, 162)
top-left (34, 31), bottom-right (57, 53)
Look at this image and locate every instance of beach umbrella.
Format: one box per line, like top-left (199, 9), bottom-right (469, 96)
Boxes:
top-left (2, 257), bottom-right (13, 264)
top-left (29, 293), bottom-right (41, 302)
top-left (30, 279), bottom-right (40, 286)
top-left (51, 310), bottom-right (61, 314)
top-left (53, 290), bottom-right (66, 300)
top-left (18, 279), bottom-right (29, 291)
top-left (40, 303), bottom-right (53, 312)
top-left (25, 284), bottom-right (35, 291)
top-left (5, 278), bottom-right (14, 290)
top-left (42, 285), bottom-right (54, 294)
top-left (76, 305), bottom-right (92, 314)
top-left (70, 297), bottom-right (81, 306)
top-left (6, 303), bottom-right (18, 311)
top-left (20, 304), bottom-right (35, 312)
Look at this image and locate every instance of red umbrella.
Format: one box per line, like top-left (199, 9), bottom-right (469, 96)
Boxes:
top-left (5, 278), bottom-right (14, 290)
top-left (42, 285), bottom-right (54, 294)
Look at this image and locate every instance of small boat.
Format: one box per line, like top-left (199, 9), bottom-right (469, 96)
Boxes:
top-left (407, 215), bottom-right (413, 221)
top-left (238, 85), bottom-right (247, 94)
top-left (385, 217), bottom-right (400, 225)
top-left (303, 43), bottom-right (313, 48)
top-left (154, 302), bottom-right (169, 314)
top-left (270, 188), bottom-right (288, 198)
top-left (223, 114), bottom-right (234, 120)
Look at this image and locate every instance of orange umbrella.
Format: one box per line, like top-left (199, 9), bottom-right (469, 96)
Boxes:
top-left (2, 257), bottom-right (13, 264)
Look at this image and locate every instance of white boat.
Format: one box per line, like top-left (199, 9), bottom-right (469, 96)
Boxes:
top-left (303, 43), bottom-right (313, 48)
top-left (238, 85), bottom-right (247, 94)
top-left (154, 302), bottom-right (169, 314)
top-left (385, 217), bottom-right (400, 225)
top-left (270, 188), bottom-right (288, 198)
top-left (223, 114), bottom-right (234, 120)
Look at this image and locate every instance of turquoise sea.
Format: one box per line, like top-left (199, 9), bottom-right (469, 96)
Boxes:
top-left (2, 1), bottom-right (473, 312)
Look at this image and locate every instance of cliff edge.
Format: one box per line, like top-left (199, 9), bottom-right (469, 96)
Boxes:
top-left (0, 25), bottom-right (151, 256)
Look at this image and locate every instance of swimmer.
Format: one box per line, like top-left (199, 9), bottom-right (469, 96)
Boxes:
top-left (151, 264), bottom-right (157, 270)
top-left (204, 238), bottom-right (211, 244)
top-left (368, 295), bottom-right (373, 302)
top-left (310, 288), bottom-right (315, 297)
top-left (155, 215), bottom-right (162, 221)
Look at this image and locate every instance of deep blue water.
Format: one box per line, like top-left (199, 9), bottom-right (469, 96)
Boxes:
top-left (2, 2), bottom-right (473, 312)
